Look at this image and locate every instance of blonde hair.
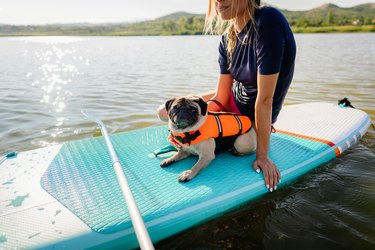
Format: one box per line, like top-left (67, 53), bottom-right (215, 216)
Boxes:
top-left (205, 0), bottom-right (261, 68)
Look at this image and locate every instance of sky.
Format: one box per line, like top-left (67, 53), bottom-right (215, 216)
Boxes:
top-left (0, 0), bottom-right (372, 25)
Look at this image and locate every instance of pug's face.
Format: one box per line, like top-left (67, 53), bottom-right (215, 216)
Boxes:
top-left (165, 96), bottom-right (208, 131)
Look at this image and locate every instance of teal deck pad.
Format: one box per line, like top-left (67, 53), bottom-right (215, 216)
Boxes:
top-left (40, 125), bottom-right (335, 234)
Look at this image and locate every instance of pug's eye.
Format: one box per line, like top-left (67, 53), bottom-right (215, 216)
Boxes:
top-left (190, 108), bottom-right (197, 113)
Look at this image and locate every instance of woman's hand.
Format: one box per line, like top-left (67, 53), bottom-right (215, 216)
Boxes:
top-left (253, 156), bottom-right (281, 192)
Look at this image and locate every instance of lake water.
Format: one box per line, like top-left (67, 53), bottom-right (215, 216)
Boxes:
top-left (0, 34), bottom-right (374, 249)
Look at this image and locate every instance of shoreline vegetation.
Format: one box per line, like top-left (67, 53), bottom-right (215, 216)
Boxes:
top-left (1, 3), bottom-right (374, 36)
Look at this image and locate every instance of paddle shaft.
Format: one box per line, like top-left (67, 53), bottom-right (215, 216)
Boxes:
top-left (82, 111), bottom-right (154, 250)
top-left (0, 157), bottom-right (5, 165)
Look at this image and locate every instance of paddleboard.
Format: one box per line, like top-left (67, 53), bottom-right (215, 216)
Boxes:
top-left (0, 102), bottom-right (371, 249)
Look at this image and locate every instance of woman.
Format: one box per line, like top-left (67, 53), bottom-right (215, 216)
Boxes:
top-left (158, 0), bottom-right (296, 192)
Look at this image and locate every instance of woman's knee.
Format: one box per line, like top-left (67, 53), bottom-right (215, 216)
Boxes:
top-left (234, 129), bottom-right (257, 155)
top-left (156, 103), bottom-right (168, 121)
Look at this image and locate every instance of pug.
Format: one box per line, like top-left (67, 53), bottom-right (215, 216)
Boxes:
top-left (160, 95), bottom-right (257, 182)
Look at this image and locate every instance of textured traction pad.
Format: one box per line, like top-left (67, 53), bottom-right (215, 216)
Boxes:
top-left (41, 125), bottom-right (331, 234)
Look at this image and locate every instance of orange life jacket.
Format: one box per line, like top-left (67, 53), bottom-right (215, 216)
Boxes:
top-left (169, 112), bottom-right (252, 146)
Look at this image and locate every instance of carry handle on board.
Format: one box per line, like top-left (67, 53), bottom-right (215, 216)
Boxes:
top-left (81, 110), bottom-right (154, 250)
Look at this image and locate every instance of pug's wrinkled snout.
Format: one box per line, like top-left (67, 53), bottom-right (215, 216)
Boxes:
top-left (172, 105), bottom-right (199, 129)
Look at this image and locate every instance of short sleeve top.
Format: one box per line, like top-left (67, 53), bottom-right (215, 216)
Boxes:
top-left (218, 7), bottom-right (296, 123)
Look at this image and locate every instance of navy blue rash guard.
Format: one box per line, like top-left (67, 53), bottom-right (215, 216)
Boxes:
top-left (218, 7), bottom-right (296, 123)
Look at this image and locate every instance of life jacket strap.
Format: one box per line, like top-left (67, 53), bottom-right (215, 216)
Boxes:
top-left (171, 130), bottom-right (202, 146)
top-left (213, 114), bottom-right (223, 138)
top-left (233, 114), bottom-right (243, 135)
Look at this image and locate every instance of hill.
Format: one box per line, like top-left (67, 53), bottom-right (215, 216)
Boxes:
top-left (283, 2), bottom-right (375, 27)
top-left (1, 2), bottom-right (374, 36)
top-left (157, 11), bottom-right (205, 21)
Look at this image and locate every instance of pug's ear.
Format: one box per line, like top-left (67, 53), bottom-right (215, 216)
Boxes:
top-left (165, 98), bottom-right (175, 112)
top-left (194, 97), bottom-right (208, 115)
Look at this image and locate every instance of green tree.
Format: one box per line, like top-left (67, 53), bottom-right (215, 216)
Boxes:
top-left (326, 10), bottom-right (334, 25)
top-left (192, 16), bottom-right (204, 33)
top-left (177, 16), bottom-right (188, 31)
top-left (162, 20), bottom-right (177, 33)
top-left (296, 18), bottom-right (310, 28)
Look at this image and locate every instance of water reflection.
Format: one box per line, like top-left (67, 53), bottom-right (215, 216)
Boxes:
top-left (33, 46), bottom-right (79, 112)
top-left (19, 36), bottom-right (89, 145)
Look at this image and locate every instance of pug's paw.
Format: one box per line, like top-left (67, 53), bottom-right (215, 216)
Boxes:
top-left (160, 158), bottom-right (175, 168)
top-left (178, 170), bottom-right (195, 182)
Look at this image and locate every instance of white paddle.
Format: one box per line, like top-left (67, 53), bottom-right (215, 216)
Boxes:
top-left (81, 110), bottom-right (154, 250)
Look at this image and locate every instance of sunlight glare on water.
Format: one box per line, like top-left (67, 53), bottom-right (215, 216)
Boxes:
top-left (5, 37), bottom-right (91, 148)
